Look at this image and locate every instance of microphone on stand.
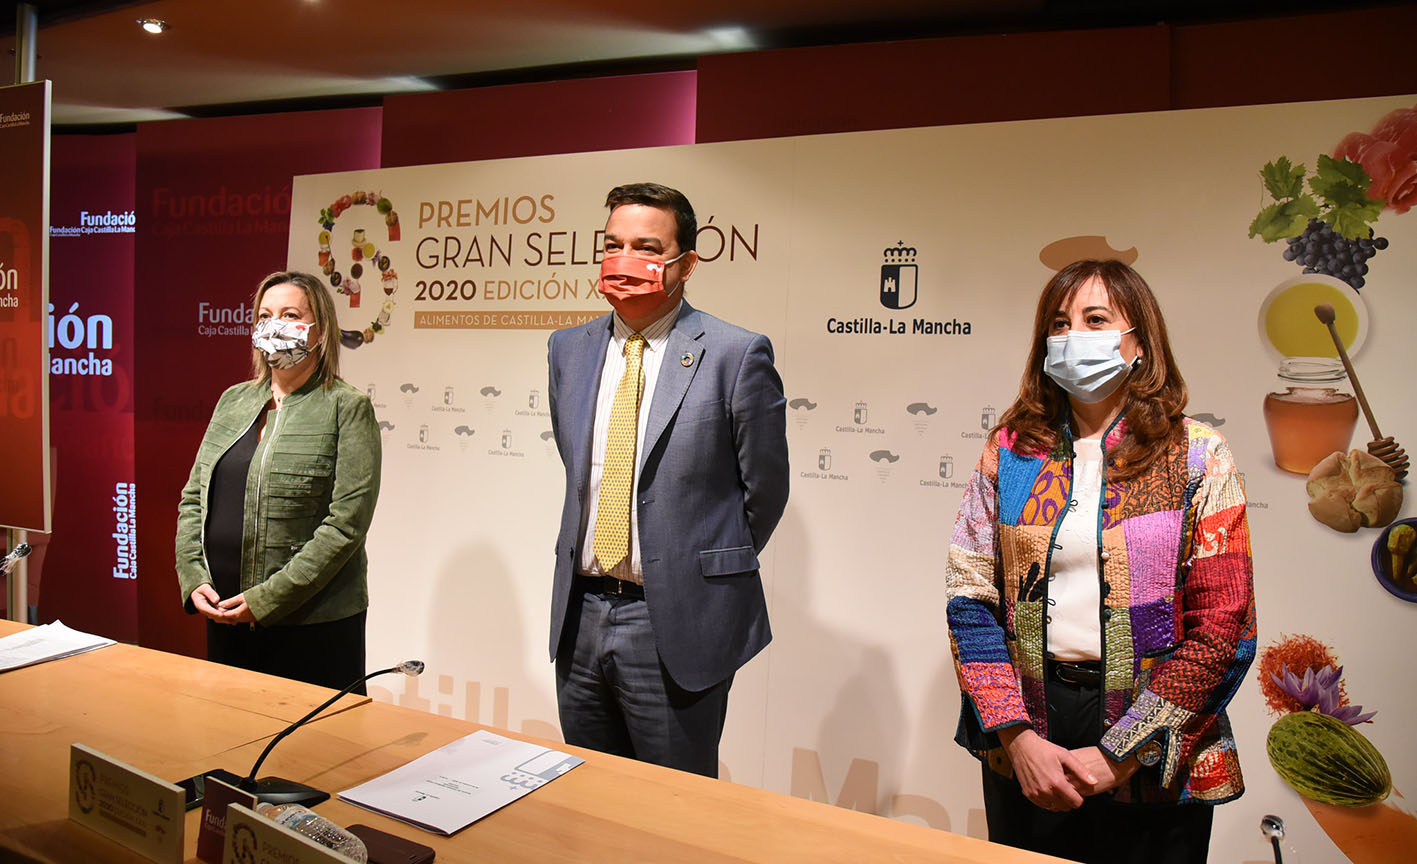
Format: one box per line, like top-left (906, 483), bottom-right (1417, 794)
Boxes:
top-left (206, 660), bottom-right (425, 806)
top-left (1, 542), bottom-right (32, 576)
top-left (1260, 814), bottom-right (1285, 864)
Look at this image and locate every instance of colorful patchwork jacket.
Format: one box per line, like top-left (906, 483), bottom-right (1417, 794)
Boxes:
top-left (945, 415), bottom-right (1256, 804)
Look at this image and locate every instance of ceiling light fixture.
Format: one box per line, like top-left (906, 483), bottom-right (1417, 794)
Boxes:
top-left (137, 19), bottom-right (169, 35)
top-left (703, 26), bottom-right (755, 51)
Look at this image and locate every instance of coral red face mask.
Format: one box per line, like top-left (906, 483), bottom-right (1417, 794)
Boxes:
top-left (599, 252), bottom-right (687, 320)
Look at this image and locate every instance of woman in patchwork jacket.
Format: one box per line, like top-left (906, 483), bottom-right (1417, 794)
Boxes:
top-left (945, 259), bottom-right (1255, 864)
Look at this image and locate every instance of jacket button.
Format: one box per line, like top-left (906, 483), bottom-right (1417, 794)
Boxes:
top-left (1100, 582), bottom-right (1111, 596)
top-left (1102, 609), bottom-right (1113, 621)
top-left (1100, 550), bottom-right (1111, 562)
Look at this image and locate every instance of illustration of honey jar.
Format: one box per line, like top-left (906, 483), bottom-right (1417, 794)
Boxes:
top-left (1263, 357), bottom-right (1358, 474)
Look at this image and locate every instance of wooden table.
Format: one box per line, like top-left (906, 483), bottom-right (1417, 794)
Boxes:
top-left (0, 620), bottom-right (1057, 863)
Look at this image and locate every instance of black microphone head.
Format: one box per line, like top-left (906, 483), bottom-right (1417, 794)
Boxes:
top-left (396, 660), bottom-right (425, 676)
top-left (13, 543), bottom-right (31, 558)
top-left (1260, 814), bottom-right (1285, 840)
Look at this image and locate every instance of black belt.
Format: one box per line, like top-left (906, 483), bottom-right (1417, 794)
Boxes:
top-left (1048, 659), bottom-right (1101, 688)
top-left (575, 573), bottom-right (645, 600)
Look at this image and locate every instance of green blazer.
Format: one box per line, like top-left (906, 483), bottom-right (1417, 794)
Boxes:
top-left (176, 376), bottom-right (381, 626)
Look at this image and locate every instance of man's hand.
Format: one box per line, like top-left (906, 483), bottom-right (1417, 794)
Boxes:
top-left (998, 726), bottom-right (1095, 811)
top-left (1070, 746), bottom-right (1140, 796)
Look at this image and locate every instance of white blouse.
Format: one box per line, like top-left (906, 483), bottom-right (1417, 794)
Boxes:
top-left (1047, 437), bottom-right (1103, 661)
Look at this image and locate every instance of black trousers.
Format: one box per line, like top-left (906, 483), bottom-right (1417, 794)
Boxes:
top-left (206, 611), bottom-right (368, 694)
top-left (981, 670), bottom-right (1214, 864)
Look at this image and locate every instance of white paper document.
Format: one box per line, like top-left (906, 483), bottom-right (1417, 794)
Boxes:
top-left (337, 729), bottom-right (584, 834)
top-left (0, 620), bottom-right (116, 672)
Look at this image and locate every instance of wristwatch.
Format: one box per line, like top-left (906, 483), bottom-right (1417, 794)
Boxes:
top-left (1136, 741), bottom-right (1163, 767)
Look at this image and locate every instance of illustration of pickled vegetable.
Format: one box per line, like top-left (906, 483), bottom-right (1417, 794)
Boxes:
top-left (1386, 523), bottom-right (1417, 590)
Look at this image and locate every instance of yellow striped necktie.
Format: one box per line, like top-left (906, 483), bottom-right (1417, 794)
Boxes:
top-left (592, 334), bottom-right (647, 574)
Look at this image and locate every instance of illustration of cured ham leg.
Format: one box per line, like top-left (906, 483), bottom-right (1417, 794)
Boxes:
top-left (1304, 789), bottom-right (1417, 863)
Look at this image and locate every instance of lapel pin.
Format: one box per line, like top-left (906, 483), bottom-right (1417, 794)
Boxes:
top-left (680, 352), bottom-right (694, 367)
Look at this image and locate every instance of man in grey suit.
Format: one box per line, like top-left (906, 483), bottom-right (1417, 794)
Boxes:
top-left (547, 182), bottom-right (789, 776)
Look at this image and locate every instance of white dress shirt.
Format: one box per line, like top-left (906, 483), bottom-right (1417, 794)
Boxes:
top-left (577, 301), bottom-right (682, 582)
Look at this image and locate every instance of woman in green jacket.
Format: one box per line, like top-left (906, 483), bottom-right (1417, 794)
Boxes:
top-left (176, 271), bottom-right (381, 691)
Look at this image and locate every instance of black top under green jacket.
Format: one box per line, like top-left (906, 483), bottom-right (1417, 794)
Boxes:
top-left (176, 376), bottom-right (381, 626)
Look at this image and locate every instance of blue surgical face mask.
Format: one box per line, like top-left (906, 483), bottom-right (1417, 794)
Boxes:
top-left (1043, 327), bottom-right (1138, 403)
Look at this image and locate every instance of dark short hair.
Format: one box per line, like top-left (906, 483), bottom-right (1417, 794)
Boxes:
top-left (604, 183), bottom-right (697, 253)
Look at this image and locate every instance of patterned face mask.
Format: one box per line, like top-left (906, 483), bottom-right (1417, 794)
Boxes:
top-left (252, 318), bottom-right (314, 370)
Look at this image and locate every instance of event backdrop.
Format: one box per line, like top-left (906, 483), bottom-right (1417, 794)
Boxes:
top-left (289, 94), bottom-right (1417, 863)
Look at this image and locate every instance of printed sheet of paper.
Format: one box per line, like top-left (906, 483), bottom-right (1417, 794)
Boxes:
top-left (0, 620), bottom-right (115, 672)
top-left (337, 730), bottom-right (583, 834)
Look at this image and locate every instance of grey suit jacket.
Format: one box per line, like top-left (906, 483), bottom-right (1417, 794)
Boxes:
top-left (547, 301), bottom-right (789, 692)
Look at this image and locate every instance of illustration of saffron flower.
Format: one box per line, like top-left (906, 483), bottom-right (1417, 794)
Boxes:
top-left (1272, 664), bottom-right (1377, 724)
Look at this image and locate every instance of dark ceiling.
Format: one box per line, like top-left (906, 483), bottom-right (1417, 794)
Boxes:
top-left (3, 0), bottom-right (1409, 127)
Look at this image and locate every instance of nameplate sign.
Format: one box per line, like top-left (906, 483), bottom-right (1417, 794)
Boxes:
top-left (196, 775), bottom-right (257, 862)
top-left (68, 743), bottom-right (184, 864)
top-left (223, 804), bottom-right (350, 864)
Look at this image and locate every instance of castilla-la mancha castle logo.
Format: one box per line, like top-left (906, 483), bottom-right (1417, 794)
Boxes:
top-left (823, 240), bottom-right (969, 336)
top-left (879, 242), bottom-right (918, 310)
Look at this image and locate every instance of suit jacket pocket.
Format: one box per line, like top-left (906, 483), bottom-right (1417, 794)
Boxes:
top-left (676, 399), bottom-right (725, 424)
top-left (698, 545), bottom-right (759, 577)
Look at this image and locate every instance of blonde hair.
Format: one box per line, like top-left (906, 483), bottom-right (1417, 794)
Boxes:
top-left (249, 271), bottom-right (342, 388)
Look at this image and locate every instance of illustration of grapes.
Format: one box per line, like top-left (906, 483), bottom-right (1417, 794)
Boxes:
top-left (1249, 102), bottom-right (1416, 290)
top-left (1249, 155), bottom-right (1387, 290)
top-left (316, 190), bottom-right (401, 349)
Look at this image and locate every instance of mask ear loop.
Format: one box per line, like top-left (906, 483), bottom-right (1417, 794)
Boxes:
top-left (662, 250), bottom-right (690, 301)
top-left (1122, 326), bottom-right (1142, 372)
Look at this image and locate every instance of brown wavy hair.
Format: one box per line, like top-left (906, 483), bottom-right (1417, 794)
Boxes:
top-left (248, 271), bottom-right (342, 389)
top-left (995, 259), bottom-right (1187, 480)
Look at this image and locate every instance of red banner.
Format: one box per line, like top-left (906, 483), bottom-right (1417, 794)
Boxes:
top-left (33, 133), bottom-right (138, 639)
top-left (0, 81), bottom-right (52, 533)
